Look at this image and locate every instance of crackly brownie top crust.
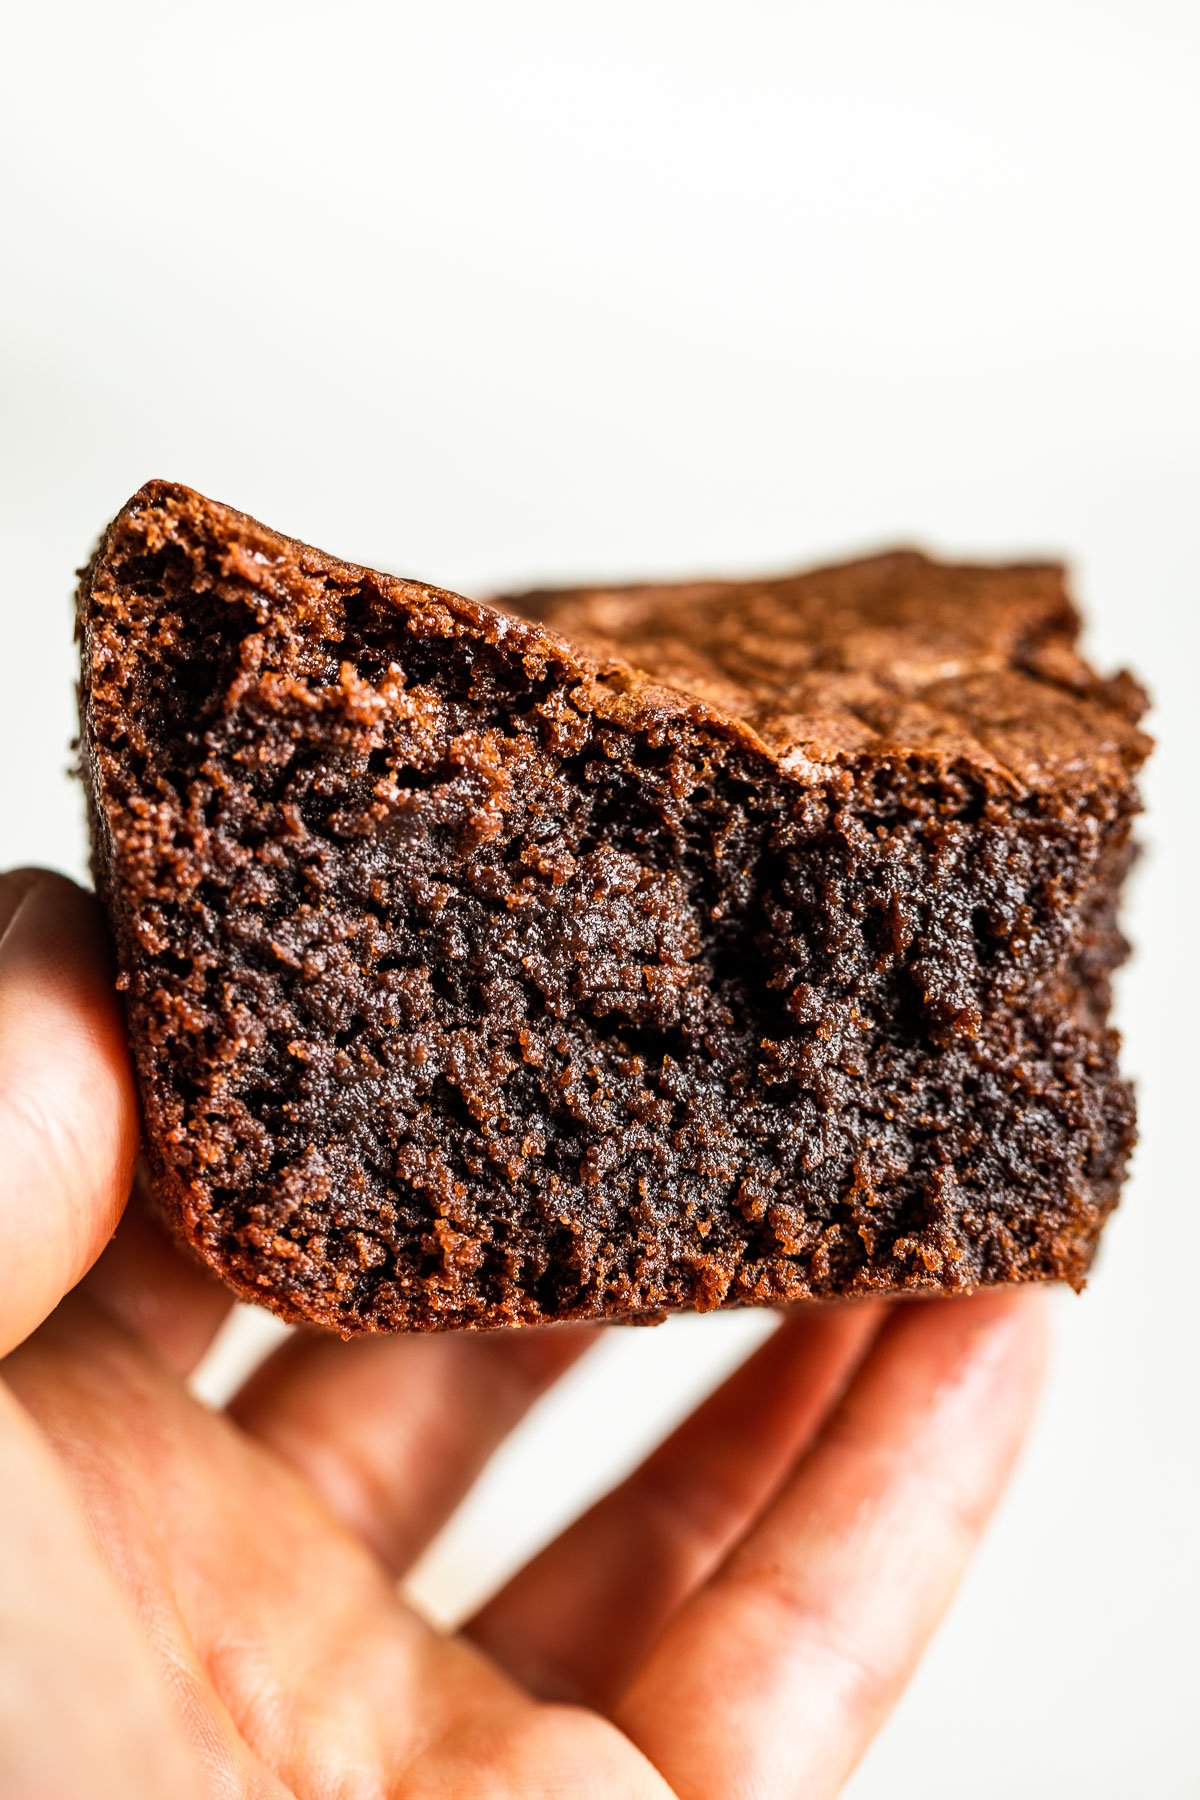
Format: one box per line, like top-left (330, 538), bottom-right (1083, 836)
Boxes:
top-left (89, 485), bottom-right (1150, 812)
top-left (507, 556), bottom-right (1150, 798)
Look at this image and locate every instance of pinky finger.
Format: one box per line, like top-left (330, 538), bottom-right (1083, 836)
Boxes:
top-left (615, 1289), bottom-right (1050, 1800)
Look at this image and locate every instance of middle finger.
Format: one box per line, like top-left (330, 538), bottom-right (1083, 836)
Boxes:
top-left (228, 1319), bottom-right (596, 1573)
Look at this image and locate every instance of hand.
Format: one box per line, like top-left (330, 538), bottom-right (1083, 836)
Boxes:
top-left (0, 869), bottom-right (1047, 1799)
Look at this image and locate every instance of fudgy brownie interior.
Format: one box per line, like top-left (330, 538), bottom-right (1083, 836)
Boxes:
top-left (77, 483), bottom-right (1149, 1331)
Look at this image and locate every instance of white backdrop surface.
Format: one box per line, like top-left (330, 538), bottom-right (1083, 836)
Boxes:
top-left (2, 3), bottom-right (1197, 1793)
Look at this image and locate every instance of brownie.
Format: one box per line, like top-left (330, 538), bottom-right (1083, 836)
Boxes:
top-left (76, 481), bottom-right (1150, 1333)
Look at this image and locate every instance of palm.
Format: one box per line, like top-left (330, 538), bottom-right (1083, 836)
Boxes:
top-left (0, 873), bottom-right (1047, 1799)
top-left (9, 1283), bottom-right (660, 1797)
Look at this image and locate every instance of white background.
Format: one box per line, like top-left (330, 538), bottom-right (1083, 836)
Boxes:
top-left (2, 2), bottom-right (1197, 1792)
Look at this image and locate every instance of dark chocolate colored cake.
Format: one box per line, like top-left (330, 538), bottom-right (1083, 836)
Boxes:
top-left (76, 482), bottom-right (1150, 1332)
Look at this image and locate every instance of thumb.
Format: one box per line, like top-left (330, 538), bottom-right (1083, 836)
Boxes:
top-left (0, 870), bottom-right (138, 1355)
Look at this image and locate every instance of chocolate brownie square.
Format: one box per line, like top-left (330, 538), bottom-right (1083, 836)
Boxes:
top-left (76, 483), bottom-right (1149, 1331)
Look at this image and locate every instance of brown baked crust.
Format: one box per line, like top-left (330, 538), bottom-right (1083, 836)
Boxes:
top-left (507, 556), bottom-right (1148, 796)
top-left (77, 482), bottom-right (1150, 1332)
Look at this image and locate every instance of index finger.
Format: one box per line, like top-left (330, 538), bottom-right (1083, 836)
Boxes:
top-left (0, 869), bottom-right (138, 1355)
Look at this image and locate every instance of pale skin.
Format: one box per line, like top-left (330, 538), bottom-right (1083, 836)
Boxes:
top-left (0, 869), bottom-right (1049, 1798)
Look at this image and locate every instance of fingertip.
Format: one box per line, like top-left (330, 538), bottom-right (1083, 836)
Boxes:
top-left (892, 1288), bottom-right (1055, 1515)
top-left (952, 1283), bottom-right (1055, 1394)
top-left (887, 1282), bottom-right (1053, 1384)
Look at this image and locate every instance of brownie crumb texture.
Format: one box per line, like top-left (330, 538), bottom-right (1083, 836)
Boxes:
top-left (76, 483), bottom-right (1150, 1332)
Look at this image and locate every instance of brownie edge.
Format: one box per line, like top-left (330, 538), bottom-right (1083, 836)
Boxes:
top-left (77, 482), bottom-right (1151, 1332)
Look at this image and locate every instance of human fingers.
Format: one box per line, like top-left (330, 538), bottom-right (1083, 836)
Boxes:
top-left (0, 869), bottom-right (137, 1354)
top-left (468, 1301), bottom-right (882, 1705)
top-left (616, 1289), bottom-right (1050, 1800)
top-left (228, 1320), bottom-right (596, 1573)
